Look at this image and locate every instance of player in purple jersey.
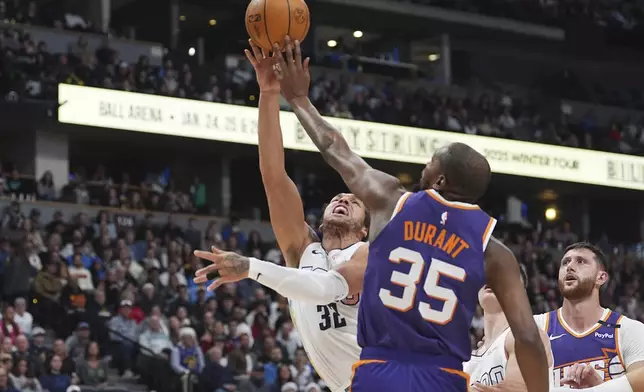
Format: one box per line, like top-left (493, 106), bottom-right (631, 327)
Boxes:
top-left (264, 36), bottom-right (550, 392)
top-left (532, 242), bottom-right (644, 389)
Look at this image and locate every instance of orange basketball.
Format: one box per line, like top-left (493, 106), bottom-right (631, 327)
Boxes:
top-left (245, 0), bottom-right (310, 52)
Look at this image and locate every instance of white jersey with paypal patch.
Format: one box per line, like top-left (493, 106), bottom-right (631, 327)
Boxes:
top-left (289, 241), bottom-right (364, 392)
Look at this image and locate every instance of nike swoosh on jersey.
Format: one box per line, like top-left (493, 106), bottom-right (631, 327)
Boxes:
top-left (312, 250), bottom-right (323, 255)
top-left (256, 273), bottom-right (262, 281)
top-left (549, 334), bottom-right (566, 341)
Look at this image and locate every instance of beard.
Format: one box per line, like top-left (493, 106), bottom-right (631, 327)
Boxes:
top-left (321, 216), bottom-right (362, 239)
top-left (558, 276), bottom-right (596, 301)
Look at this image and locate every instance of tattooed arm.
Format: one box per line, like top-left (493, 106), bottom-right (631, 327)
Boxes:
top-left (274, 37), bottom-right (403, 215)
top-left (193, 244), bottom-right (369, 302)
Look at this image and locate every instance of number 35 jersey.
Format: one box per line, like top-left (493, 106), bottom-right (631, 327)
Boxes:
top-left (358, 190), bottom-right (496, 363)
top-left (289, 241), bottom-right (365, 392)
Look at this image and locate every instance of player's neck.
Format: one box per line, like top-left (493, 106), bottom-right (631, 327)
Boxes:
top-left (560, 297), bottom-right (605, 333)
top-left (483, 311), bottom-right (509, 346)
top-left (322, 233), bottom-right (361, 251)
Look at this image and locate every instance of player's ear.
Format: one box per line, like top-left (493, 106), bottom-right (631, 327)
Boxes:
top-left (433, 174), bottom-right (446, 190)
top-left (359, 227), bottom-right (368, 241)
top-left (596, 270), bottom-right (609, 287)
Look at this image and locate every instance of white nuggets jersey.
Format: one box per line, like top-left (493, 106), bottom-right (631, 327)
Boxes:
top-left (464, 329), bottom-right (511, 386)
top-left (289, 241), bottom-right (364, 392)
top-left (463, 327), bottom-right (555, 387)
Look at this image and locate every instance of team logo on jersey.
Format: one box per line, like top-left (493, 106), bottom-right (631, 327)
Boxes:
top-left (440, 212), bottom-right (448, 225)
top-left (553, 348), bottom-right (624, 385)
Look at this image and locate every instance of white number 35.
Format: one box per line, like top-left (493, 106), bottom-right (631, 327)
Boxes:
top-left (379, 246), bottom-right (466, 325)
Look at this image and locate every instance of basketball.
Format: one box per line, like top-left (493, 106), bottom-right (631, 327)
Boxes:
top-left (245, 0), bottom-right (310, 52)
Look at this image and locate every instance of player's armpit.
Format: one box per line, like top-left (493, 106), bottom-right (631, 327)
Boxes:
top-left (335, 242), bottom-right (368, 296)
top-left (257, 91), bottom-right (313, 267)
top-left (289, 96), bottom-right (404, 212)
top-left (485, 237), bottom-right (549, 392)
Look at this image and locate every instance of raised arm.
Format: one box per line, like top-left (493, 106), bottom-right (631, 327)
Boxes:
top-left (246, 41), bottom-right (314, 267)
top-left (273, 37), bottom-right (403, 212)
top-left (193, 243), bottom-right (368, 300)
top-left (485, 237), bottom-right (549, 392)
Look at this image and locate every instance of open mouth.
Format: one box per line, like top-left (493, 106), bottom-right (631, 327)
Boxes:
top-left (564, 273), bottom-right (578, 283)
top-left (332, 205), bottom-right (349, 216)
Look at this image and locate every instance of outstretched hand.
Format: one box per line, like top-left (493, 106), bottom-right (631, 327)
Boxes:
top-left (193, 246), bottom-right (251, 291)
top-left (272, 35), bottom-right (311, 103)
top-left (244, 39), bottom-right (280, 94)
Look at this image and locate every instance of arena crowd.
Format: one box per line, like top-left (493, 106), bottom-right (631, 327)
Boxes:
top-left (1, 1), bottom-right (644, 156)
top-left (0, 160), bottom-right (643, 392)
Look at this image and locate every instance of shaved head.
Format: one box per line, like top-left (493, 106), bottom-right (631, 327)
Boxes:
top-left (420, 142), bottom-right (491, 203)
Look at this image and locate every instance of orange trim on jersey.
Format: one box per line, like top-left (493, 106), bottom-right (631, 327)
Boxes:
top-left (441, 367), bottom-right (471, 385)
top-left (481, 217), bottom-right (495, 244)
top-left (554, 351), bottom-right (620, 370)
top-left (348, 360), bottom-right (386, 392)
top-left (615, 314), bottom-right (626, 371)
top-left (425, 190), bottom-right (480, 210)
top-left (557, 308), bottom-right (612, 338)
top-left (393, 192), bottom-right (412, 216)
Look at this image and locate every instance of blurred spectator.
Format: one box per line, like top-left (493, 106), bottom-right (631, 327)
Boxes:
top-left (13, 298), bottom-right (33, 337)
top-left (1, 308), bottom-right (22, 345)
top-left (0, 366), bottom-right (19, 392)
top-left (74, 341), bottom-right (109, 388)
top-left (170, 327), bottom-right (204, 375)
top-left (38, 355), bottom-right (76, 392)
top-left (239, 363), bottom-right (271, 392)
top-left (50, 340), bottom-right (75, 376)
top-left (64, 323), bottom-right (91, 360)
top-left (36, 172), bottom-right (56, 202)
top-left (106, 299), bottom-right (137, 377)
top-left (2, 245), bottom-right (34, 303)
top-left (9, 357), bottom-right (42, 392)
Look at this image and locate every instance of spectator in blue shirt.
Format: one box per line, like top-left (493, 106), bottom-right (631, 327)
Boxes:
top-left (170, 327), bottom-right (204, 375)
top-left (39, 355), bottom-right (73, 392)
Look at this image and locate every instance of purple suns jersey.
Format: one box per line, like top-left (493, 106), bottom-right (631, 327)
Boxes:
top-left (357, 190), bottom-right (497, 363)
top-left (545, 309), bottom-right (626, 386)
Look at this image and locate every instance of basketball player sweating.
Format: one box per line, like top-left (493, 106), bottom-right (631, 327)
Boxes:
top-left (194, 40), bottom-right (368, 392)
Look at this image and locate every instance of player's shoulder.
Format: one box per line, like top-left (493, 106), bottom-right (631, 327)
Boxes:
top-left (298, 242), bottom-right (329, 269)
top-left (615, 312), bottom-right (644, 333)
top-left (533, 312), bottom-right (552, 331)
top-left (301, 241), bottom-right (325, 256)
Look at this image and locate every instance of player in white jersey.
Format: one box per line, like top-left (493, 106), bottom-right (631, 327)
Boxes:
top-left (194, 41), bottom-right (367, 392)
top-left (464, 266), bottom-right (555, 388)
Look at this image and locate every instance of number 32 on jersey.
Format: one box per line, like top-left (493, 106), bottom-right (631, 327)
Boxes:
top-left (379, 246), bottom-right (466, 324)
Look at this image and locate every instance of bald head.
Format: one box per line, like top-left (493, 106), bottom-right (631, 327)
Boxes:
top-left (434, 143), bottom-right (491, 203)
